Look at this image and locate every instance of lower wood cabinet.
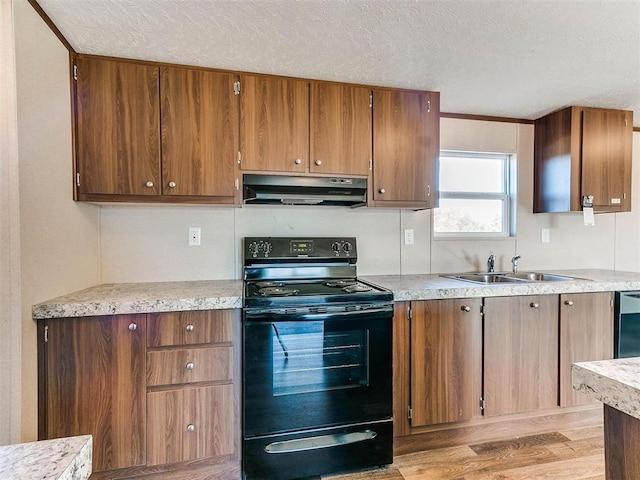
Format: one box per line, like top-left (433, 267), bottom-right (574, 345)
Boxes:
top-left (147, 384), bottom-right (235, 466)
top-left (410, 298), bottom-right (482, 427)
top-left (38, 309), bottom-right (240, 475)
top-left (483, 295), bottom-right (559, 416)
top-left (559, 292), bottom-right (614, 407)
top-left (39, 314), bottom-right (147, 472)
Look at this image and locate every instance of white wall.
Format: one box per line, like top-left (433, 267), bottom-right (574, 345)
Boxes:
top-left (100, 126), bottom-right (640, 283)
top-left (14, 0), bottom-right (100, 442)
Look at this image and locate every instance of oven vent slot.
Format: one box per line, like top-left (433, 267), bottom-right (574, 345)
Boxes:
top-left (284, 308), bottom-right (298, 315)
top-left (309, 306), bottom-right (328, 314)
top-left (345, 305), bottom-right (358, 312)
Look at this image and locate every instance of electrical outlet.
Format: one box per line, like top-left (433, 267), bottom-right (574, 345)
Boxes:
top-left (404, 229), bottom-right (414, 245)
top-left (189, 227), bottom-right (201, 246)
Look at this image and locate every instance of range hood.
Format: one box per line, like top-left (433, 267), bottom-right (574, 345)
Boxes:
top-left (243, 174), bottom-right (367, 207)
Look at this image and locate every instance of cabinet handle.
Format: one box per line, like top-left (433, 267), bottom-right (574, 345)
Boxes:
top-left (294, 158), bottom-right (302, 165)
top-left (185, 324), bottom-right (194, 332)
top-left (460, 305), bottom-right (471, 312)
top-left (145, 181), bottom-right (154, 188)
top-left (315, 160), bottom-right (322, 166)
top-left (168, 181), bottom-right (176, 188)
top-left (186, 424), bottom-right (195, 432)
top-left (379, 188), bottom-right (386, 194)
top-left (128, 323), bottom-right (137, 331)
top-left (427, 185), bottom-right (431, 197)
top-left (186, 362), bottom-right (195, 370)
top-left (565, 300), bottom-right (574, 306)
top-left (530, 302), bottom-right (539, 309)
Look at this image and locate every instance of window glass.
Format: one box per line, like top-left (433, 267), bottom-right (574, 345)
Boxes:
top-left (434, 152), bottom-right (512, 237)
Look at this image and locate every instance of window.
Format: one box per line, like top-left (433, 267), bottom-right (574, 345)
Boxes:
top-left (434, 151), bottom-right (513, 237)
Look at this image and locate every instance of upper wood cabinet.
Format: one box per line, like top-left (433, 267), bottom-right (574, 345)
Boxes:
top-left (534, 106), bottom-right (633, 213)
top-left (483, 295), bottom-right (559, 417)
top-left (76, 57), bottom-right (161, 196)
top-left (160, 67), bottom-right (238, 198)
top-left (75, 57), bottom-right (238, 203)
top-left (310, 83), bottom-right (372, 176)
top-left (39, 314), bottom-right (147, 472)
top-left (239, 75), bottom-right (309, 173)
top-left (372, 90), bottom-right (440, 208)
top-left (559, 292), bottom-right (614, 407)
top-left (410, 298), bottom-right (482, 427)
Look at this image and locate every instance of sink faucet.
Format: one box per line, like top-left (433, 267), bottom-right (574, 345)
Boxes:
top-left (487, 254), bottom-right (495, 273)
top-left (511, 254), bottom-right (521, 274)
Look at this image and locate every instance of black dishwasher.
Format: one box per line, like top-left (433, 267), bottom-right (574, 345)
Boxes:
top-left (614, 291), bottom-right (640, 358)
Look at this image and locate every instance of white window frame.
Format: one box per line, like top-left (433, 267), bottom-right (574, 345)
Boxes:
top-left (434, 151), bottom-right (512, 239)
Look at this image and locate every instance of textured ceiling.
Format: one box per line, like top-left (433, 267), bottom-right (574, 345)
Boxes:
top-left (37, 0), bottom-right (640, 125)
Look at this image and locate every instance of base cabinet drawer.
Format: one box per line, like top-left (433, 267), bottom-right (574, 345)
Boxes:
top-left (147, 385), bottom-right (235, 466)
top-left (147, 346), bottom-right (232, 386)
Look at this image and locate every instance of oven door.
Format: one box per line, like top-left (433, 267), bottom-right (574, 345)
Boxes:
top-left (243, 305), bottom-right (393, 438)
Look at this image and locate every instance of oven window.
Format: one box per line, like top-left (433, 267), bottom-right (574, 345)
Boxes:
top-left (271, 322), bottom-right (369, 396)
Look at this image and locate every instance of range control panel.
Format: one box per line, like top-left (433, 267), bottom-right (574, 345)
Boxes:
top-left (244, 237), bottom-right (357, 260)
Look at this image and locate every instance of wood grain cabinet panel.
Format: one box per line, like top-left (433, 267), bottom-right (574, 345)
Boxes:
top-left (76, 57), bottom-right (160, 196)
top-left (160, 67), bottom-right (238, 198)
top-left (410, 298), bottom-right (482, 427)
top-left (147, 346), bottom-right (232, 386)
top-left (310, 83), bottom-right (372, 176)
top-left (559, 292), bottom-right (614, 407)
top-left (534, 106), bottom-right (633, 213)
top-left (147, 385), bottom-right (235, 466)
top-left (240, 74), bottom-right (309, 172)
top-left (147, 310), bottom-right (234, 347)
top-left (372, 89), bottom-right (439, 207)
top-left (483, 295), bottom-right (559, 417)
top-left (41, 314), bottom-right (147, 471)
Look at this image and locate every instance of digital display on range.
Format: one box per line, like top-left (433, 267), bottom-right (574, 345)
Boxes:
top-left (290, 240), bottom-right (314, 254)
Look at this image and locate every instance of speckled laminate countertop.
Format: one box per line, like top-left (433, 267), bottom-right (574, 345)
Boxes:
top-left (572, 358), bottom-right (640, 420)
top-left (0, 435), bottom-right (92, 480)
top-left (33, 269), bottom-right (640, 320)
top-left (33, 280), bottom-right (243, 319)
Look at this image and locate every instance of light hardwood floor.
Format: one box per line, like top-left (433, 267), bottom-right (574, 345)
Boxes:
top-left (325, 426), bottom-right (605, 480)
top-left (101, 426), bottom-right (605, 479)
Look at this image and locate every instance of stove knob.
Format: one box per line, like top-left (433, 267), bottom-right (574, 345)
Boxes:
top-left (263, 242), bottom-right (273, 254)
top-left (331, 242), bottom-right (342, 253)
top-left (342, 241), bottom-right (353, 253)
top-left (248, 242), bottom-right (258, 254)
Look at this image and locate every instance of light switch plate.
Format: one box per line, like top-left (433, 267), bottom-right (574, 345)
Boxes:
top-left (541, 228), bottom-right (550, 243)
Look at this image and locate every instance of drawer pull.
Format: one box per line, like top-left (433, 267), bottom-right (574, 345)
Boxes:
top-left (186, 424), bottom-right (195, 432)
top-left (128, 323), bottom-right (137, 332)
top-left (530, 302), bottom-right (539, 309)
top-left (186, 362), bottom-right (195, 370)
top-left (565, 300), bottom-right (574, 306)
top-left (460, 305), bottom-right (471, 312)
top-left (185, 324), bottom-right (194, 332)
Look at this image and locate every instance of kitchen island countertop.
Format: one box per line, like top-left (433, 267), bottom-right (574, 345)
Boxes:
top-left (0, 435), bottom-right (92, 480)
top-left (33, 269), bottom-right (640, 319)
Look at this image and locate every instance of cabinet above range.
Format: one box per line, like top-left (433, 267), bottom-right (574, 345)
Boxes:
top-left (72, 54), bottom-right (439, 209)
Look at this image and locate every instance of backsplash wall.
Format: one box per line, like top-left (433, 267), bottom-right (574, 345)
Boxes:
top-left (99, 122), bottom-right (640, 282)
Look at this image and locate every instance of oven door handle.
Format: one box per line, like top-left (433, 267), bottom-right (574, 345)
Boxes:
top-left (244, 305), bottom-right (393, 322)
top-left (264, 429), bottom-right (378, 454)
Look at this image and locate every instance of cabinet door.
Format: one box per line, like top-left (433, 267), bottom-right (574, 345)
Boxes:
top-left (582, 108), bottom-right (633, 210)
top-left (310, 83), bottom-right (371, 176)
top-left (560, 292), bottom-right (613, 407)
top-left (161, 67), bottom-right (238, 197)
top-left (43, 315), bottom-right (147, 471)
top-left (76, 57), bottom-right (160, 196)
top-left (240, 75), bottom-right (309, 172)
top-left (147, 385), bottom-right (235, 465)
top-left (410, 298), bottom-right (482, 426)
top-left (484, 295), bottom-right (559, 417)
top-left (372, 90), bottom-right (439, 205)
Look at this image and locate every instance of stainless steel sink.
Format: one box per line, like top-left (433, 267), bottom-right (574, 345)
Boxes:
top-left (443, 272), bottom-right (585, 284)
top-left (503, 272), bottom-right (577, 282)
top-left (444, 273), bottom-right (527, 284)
